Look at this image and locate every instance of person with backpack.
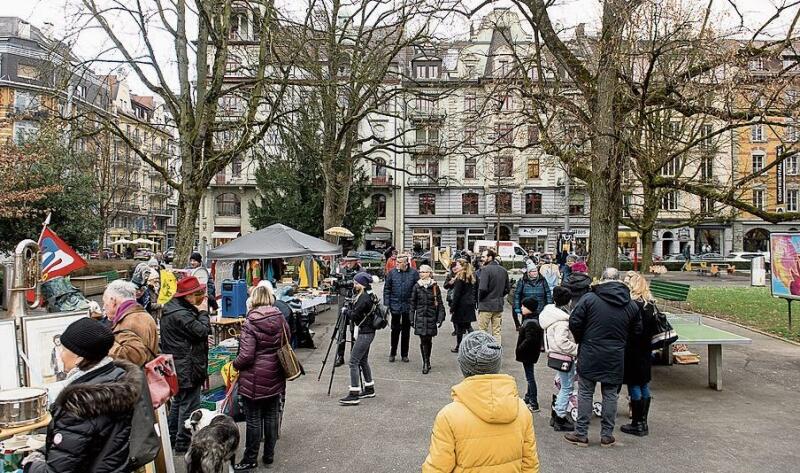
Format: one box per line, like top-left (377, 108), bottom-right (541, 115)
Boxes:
top-left (22, 318), bottom-right (143, 473)
top-left (446, 258), bottom-right (477, 353)
top-left (561, 260), bottom-right (592, 308)
top-left (515, 297), bottom-right (544, 412)
top-left (513, 263), bottom-right (552, 330)
top-left (539, 286), bottom-right (578, 432)
top-left (621, 272), bottom-right (659, 437)
top-left (339, 272), bottom-right (379, 406)
top-left (410, 265), bottom-right (446, 374)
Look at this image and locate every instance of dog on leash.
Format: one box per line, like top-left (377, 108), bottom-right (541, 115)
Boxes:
top-left (184, 409), bottom-right (240, 473)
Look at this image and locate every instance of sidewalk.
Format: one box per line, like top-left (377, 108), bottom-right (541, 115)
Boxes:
top-left (174, 282), bottom-right (800, 472)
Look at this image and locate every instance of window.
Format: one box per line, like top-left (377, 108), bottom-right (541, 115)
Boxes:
top-left (416, 125), bottom-right (439, 145)
top-left (661, 191), bottom-right (678, 211)
top-left (525, 193), bottom-right (542, 214)
top-left (527, 158), bottom-right (540, 178)
top-left (569, 204), bottom-right (585, 215)
top-left (661, 157), bottom-right (681, 176)
top-left (415, 63), bottom-right (440, 79)
top-left (788, 190), bottom-right (799, 212)
top-left (372, 194), bottom-right (387, 218)
top-left (225, 55), bottom-right (241, 74)
top-left (753, 189), bottom-right (765, 210)
top-left (497, 59), bottom-right (510, 77)
top-left (464, 125), bottom-right (477, 146)
top-left (462, 193), bottom-right (479, 215)
top-left (13, 121), bottom-right (38, 144)
top-left (528, 125), bottom-right (539, 145)
top-left (419, 193), bottom-right (436, 215)
top-left (416, 65), bottom-right (426, 78)
top-left (700, 124), bottom-right (714, 150)
top-left (14, 91), bottom-right (40, 112)
top-left (464, 157), bottom-right (476, 179)
top-left (786, 122), bottom-right (799, 142)
top-left (415, 158), bottom-right (438, 178)
top-left (752, 152), bottom-right (765, 173)
top-left (415, 98), bottom-right (435, 113)
top-left (464, 93), bottom-right (477, 112)
top-left (500, 95), bottom-right (513, 111)
top-left (75, 85), bottom-right (86, 99)
top-left (700, 156), bottom-right (713, 181)
top-left (700, 197), bottom-right (715, 214)
top-left (215, 193), bottom-right (241, 216)
top-left (787, 155), bottom-right (799, 175)
top-left (495, 192), bottom-right (512, 214)
top-left (496, 123), bottom-right (514, 144)
top-left (374, 158), bottom-right (387, 178)
top-left (496, 155), bottom-right (513, 178)
top-left (17, 64), bottom-right (38, 80)
top-left (230, 10), bottom-right (250, 40)
top-left (231, 156), bottom-right (242, 178)
top-left (427, 65), bottom-right (440, 79)
top-left (751, 124), bottom-right (766, 142)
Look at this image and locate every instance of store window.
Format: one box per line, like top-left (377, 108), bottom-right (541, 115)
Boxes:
top-left (413, 228), bottom-right (441, 251)
top-left (744, 228), bottom-right (769, 252)
top-left (495, 192), bottom-right (512, 214)
top-left (462, 193), bottom-right (479, 215)
top-left (419, 193), bottom-right (436, 215)
top-left (215, 193), bottom-right (241, 216)
top-left (525, 192), bottom-right (542, 214)
top-left (372, 194), bottom-right (387, 218)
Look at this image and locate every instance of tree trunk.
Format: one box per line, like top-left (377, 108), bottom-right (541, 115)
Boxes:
top-left (639, 227), bottom-right (653, 273)
top-left (637, 185), bottom-right (661, 274)
top-left (174, 189), bottom-right (201, 267)
top-left (322, 179), bottom-right (351, 242)
top-left (588, 177), bottom-right (620, 276)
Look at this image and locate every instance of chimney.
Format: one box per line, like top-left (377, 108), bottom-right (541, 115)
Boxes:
top-left (576, 23), bottom-right (585, 40)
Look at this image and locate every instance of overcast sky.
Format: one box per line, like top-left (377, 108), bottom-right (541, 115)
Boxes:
top-left (2, 0), bottom-right (797, 96)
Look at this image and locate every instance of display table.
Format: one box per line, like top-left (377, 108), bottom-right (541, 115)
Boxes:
top-left (210, 316), bottom-right (246, 344)
top-left (0, 414), bottom-right (51, 441)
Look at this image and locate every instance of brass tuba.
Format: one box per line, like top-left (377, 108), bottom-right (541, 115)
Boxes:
top-left (7, 239), bottom-right (42, 318)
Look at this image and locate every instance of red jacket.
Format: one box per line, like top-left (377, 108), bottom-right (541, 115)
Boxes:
top-left (233, 305), bottom-right (289, 400)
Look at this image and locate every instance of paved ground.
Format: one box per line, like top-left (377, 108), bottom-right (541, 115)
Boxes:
top-left (174, 281), bottom-right (800, 472)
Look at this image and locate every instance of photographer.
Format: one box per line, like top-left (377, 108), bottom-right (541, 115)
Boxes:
top-left (339, 272), bottom-right (378, 406)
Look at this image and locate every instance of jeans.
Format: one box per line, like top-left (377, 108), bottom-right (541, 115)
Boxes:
top-left (349, 332), bottom-right (375, 389)
top-left (390, 311), bottom-right (411, 357)
top-left (167, 384), bottom-right (202, 450)
top-left (454, 322), bottom-right (473, 348)
top-left (575, 378), bottom-right (619, 438)
top-left (555, 366), bottom-right (576, 417)
top-left (521, 362), bottom-right (538, 405)
top-left (241, 396), bottom-right (281, 463)
top-left (628, 383), bottom-right (651, 401)
top-left (477, 311), bottom-right (503, 345)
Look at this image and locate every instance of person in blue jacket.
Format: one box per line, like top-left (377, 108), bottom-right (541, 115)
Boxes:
top-left (383, 254), bottom-right (419, 362)
top-left (513, 263), bottom-right (552, 329)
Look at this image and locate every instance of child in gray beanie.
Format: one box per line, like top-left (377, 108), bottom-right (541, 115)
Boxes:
top-left (458, 331), bottom-right (502, 377)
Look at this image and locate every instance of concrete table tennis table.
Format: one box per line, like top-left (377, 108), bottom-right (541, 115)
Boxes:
top-left (666, 315), bottom-right (752, 391)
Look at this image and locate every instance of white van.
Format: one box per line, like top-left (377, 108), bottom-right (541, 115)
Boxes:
top-left (473, 240), bottom-right (529, 263)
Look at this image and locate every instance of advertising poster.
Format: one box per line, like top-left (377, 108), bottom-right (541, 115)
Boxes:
top-left (770, 232), bottom-right (800, 300)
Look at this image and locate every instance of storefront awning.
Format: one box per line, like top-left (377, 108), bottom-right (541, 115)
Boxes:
top-left (366, 232), bottom-right (392, 241)
top-left (618, 230), bottom-right (639, 238)
top-left (212, 231), bottom-right (240, 239)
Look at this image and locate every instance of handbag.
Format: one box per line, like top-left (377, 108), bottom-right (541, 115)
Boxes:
top-left (650, 303), bottom-right (679, 349)
top-left (370, 294), bottom-right (389, 330)
top-left (144, 353), bottom-right (179, 409)
top-left (543, 327), bottom-right (575, 372)
top-left (277, 322), bottom-right (304, 381)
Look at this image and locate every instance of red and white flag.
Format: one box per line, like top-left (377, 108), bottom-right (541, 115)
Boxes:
top-left (38, 227), bottom-right (87, 280)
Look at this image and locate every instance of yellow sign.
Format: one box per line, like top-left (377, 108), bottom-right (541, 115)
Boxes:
top-left (158, 270), bottom-right (177, 304)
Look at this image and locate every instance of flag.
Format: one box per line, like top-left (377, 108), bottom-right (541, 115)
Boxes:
top-left (38, 227), bottom-right (87, 280)
top-left (158, 269), bottom-right (177, 304)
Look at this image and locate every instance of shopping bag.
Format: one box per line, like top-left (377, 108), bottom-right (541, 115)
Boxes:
top-left (144, 354), bottom-right (179, 409)
top-left (220, 381), bottom-right (245, 422)
top-left (277, 322), bottom-right (304, 381)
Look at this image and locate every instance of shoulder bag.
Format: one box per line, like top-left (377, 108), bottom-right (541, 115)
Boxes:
top-left (650, 302), bottom-right (679, 349)
top-left (144, 353), bottom-right (179, 409)
top-left (277, 321), bottom-right (304, 381)
top-left (542, 325), bottom-right (575, 372)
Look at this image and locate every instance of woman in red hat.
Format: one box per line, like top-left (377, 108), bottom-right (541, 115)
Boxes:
top-left (159, 276), bottom-right (211, 453)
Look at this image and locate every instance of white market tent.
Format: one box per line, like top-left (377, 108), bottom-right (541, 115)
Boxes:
top-left (207, 223), bottom-right (341, 260)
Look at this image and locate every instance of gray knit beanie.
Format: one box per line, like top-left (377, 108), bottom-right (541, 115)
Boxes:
top-left (458, 331), bottom-right (502, 377)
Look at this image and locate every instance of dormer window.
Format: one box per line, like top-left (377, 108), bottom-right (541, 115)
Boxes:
top-left (414, 59), bottom-right (441, 79)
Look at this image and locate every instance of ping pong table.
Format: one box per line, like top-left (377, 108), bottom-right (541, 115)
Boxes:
top-left (666, 314), bottom-right (752, 391)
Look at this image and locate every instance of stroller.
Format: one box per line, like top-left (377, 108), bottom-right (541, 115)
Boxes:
top-left (553, 372), bottom-right (602, 422)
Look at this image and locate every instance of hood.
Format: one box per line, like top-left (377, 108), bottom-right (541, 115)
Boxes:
top-left (539, 304), bottom-right (570, 330)
top-left (162, 297), bottom-right (197, 317)
top-left (592, 281), bottom-right (632, 307)
top-left (248, 305), bottom-right (283, 323)
top-left (451, 374), bottom-right (520, 424)
top-left (56, 360), bottom-right (141, 418)
top-left (563, 273), bottom-right (592, 291)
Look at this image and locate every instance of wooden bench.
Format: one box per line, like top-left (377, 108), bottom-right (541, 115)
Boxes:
top-left (97, 270), bottom-right (122, 283)
top-left (650, 280), bottom-right (691, 302)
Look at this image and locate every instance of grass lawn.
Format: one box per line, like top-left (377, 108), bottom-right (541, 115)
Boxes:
top-left (680, 287), bottom-right (800, 342)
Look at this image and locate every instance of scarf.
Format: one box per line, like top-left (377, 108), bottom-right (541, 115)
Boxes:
top-left (46, 356), bottom-right (114, 405)
top-left (113, 299), bottom-right (138, 325)
top-left (417, 278), bottom-right (435, 288)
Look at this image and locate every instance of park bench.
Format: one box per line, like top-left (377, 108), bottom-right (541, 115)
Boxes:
top-left (650, 279), bottom-right (690, 301)
top-left (666, 314), bottom-right (752, 390)
top-left (97, 270), bottom-right (121, 283)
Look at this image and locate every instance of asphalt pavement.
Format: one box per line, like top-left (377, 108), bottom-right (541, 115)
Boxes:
top-left (173, 280), bottom-right (800, 472)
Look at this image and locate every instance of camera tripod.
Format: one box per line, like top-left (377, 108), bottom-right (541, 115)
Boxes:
top-left (318, 300), bottom-right (359, 396)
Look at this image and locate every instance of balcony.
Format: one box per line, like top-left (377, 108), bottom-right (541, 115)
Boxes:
top-left (114, 181), bottom-right (141, 191)
top-left (6, 105), bottom-right (49, 120)
top-left (409, 108), bottom-right (445, 122)
top-left (151, 207), bottom-right (172, 217)
top-left (214, 214), bottom-right (242, 226)
top-left (413, 142), bottom-right (443, 155)
top-left (370, 175), bottom-right (396, 188)
top-left (407, 176), bottom-right (442, 187)
top-left (112, 154), bottom-right (138, 168)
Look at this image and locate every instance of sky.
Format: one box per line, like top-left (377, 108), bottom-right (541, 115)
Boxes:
top-left (1, 0), bottom-right (797, 96)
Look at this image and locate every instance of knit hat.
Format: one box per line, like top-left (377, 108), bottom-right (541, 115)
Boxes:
top-left (190, 252), bottom-right (202, 264)
top-left (147, 257), bottom-right (159, 268)
top-left (521, 296), bottom-right (538, 314)
top-left (354, 271), bottom-right (373, 288)
top-left (458, 331), bottom-right (502, 377)
top-left (60, 317), bottom-right (115, 361)
top-left (418, 264), bottom-right (433, 274)
top-left (572, 261), bottom-right (588, 273)
top-left (526, 261), bottom-right (538, 272)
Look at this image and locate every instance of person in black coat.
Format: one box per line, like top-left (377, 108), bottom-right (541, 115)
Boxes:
top-left (339, 272), bottom-right (378, 406)
top-left (159, 276), bottom-right (211, 453)
top-left (561, 261), bottom-right (592, 308)
top-left (515, 297), bottom-right (544, 412)
top-left (621, 272), bottom-right (659, 437)
top-left (446, 258), bottom-right (477, 353)
top-left (410, 265), bottom-right (446, 374)
top-left (565, 268), bottom-right (642, 447)
top-left (23, 318), bottom-right (142, 473)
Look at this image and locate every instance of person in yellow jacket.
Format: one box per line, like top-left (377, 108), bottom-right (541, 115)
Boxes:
top-left (422, 331), bottom-right (540, 473)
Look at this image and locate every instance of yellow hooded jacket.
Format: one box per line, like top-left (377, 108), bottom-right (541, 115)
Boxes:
top-left (422, 374), bottom-right (540, 473)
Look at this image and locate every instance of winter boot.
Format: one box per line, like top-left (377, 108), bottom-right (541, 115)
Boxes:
top-left (338, 388), bottom-right (360, 406)
top-left (641, 397), bottom-right (651, 435)
top-left (549, 407), bottom-right (557, 427)
top-left (359, 382), bottom-right (376, 399)
top-left (553, 413), bottom-right (574, 432)
top-left (621, 399), bottom-right (647, 436)
top-left (422, 344), bottom-right (431, 374)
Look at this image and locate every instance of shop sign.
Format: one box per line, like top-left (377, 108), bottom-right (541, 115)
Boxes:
top-left (574, 228), bottom-right (590, 238)
top-left (520, 228), bottom-right (547, 237)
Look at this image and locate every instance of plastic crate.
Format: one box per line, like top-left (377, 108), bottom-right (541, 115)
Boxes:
top-left (200, 386), bottom-right (227, 411)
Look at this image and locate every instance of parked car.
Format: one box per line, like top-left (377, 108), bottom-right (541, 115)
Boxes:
top-left (134, 247), bottom-right (153, 260)
top-left (699, 252), bottom-right (725, 261)
top-left (163, 247), bottom-right (175, 264)
top-left (89, 248), bottom-right (121, 260)
top-left (727, 251), bottom-right (769, 262)
top-left (350, 250), bottom-right (385, 262)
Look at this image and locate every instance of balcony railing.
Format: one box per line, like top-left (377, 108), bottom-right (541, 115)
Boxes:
top-left (407, 176), bottom-right (441, 187)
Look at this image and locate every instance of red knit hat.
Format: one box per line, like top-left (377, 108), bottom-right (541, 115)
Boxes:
top-left (571, 261), bottom-right (589, 273)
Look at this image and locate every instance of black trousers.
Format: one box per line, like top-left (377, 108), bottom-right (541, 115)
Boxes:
top-left (419, 335), bottom-right (433, 360)
top-left (167, 384), bottom-right (202, 451)
top-left (454, 322), bottom-right (473, 348)
top-left (390, 311), bottom-right (412, 357)
top-left (241, 395), bottom-right (281, 463)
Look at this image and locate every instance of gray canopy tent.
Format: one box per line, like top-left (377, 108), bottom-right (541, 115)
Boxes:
top-left (207, 223), bottom-right (341, 260)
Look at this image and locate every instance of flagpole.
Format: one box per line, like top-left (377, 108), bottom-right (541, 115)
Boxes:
top-left (38, 212), bottom-right (52, 244)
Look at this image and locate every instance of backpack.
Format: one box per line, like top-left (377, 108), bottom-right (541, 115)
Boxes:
top-left (369, 294), bottom-right (389, 330)
top-left (128, 370), bottom-right (162, 468)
